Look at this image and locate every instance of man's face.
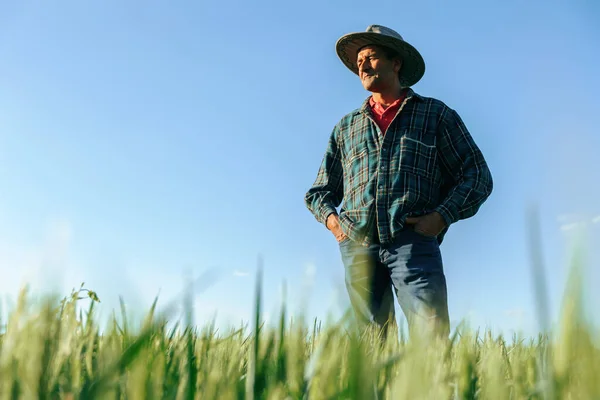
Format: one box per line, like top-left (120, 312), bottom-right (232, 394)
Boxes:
top-left (356, 45), bottom-right (402, 92)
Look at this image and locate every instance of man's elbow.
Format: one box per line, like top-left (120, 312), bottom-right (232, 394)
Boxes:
top-left (304, 188), bottom-right (321, 214)
top-left (483, 164), bottom-right (494, 198)
top-left (473, 165), bottom-right (494, 207)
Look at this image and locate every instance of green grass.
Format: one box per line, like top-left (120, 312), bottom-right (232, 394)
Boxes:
top-left (0, 232), bottom-right (598, 398)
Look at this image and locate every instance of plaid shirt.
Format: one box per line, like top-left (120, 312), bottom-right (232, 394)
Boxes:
top-left (304, 88), bottom-right (493, 246)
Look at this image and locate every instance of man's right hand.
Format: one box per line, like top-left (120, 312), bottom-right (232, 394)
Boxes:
top-left (326, 213), bottom-right (349, 243)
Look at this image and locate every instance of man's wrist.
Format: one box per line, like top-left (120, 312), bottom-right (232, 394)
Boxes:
top-left (432, 211), bottom-right (447, 229)
top-left (320, 206), bottom-right (337, 226)
top-left (325, 212), bottom-right (337, 230)
top-left (434, 205), bottom-right (456, 227)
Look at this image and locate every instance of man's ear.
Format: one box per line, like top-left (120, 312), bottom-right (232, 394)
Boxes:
top-left (394, 58), bottom-right (403, 74)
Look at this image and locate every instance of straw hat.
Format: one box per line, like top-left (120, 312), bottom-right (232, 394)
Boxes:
top-left (336, 25), bottom-right (425, 87)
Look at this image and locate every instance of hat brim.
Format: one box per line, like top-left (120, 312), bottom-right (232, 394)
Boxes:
top-left (336, 32), bottom-right (425, 87)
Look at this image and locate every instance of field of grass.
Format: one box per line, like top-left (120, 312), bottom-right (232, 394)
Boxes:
top-left (0, 251), bottom-right (598, 399)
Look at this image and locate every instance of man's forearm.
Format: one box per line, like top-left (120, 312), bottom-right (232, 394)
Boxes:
top-left (305, 193), bottom-right (339, 225)
top-left (435, 108), bottom-right (493, 226)
top-left (305, 125), bottom-right (344, 226)
top-left (435, 164), bottom-right (493, 226)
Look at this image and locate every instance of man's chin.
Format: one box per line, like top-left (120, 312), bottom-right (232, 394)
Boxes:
top-left (362, 84), bottom-right (381, 93)
top-left (361, 81), bottom-right (374, 91)
top-left (361, 80), bottom-right (381, 92)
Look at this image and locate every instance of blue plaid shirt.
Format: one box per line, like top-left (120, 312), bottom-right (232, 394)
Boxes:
top-left (304, 89), bottom-right (493, 246)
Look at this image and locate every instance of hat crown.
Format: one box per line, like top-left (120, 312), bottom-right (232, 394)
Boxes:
top-left (365, 25), bottom-right (404, 41)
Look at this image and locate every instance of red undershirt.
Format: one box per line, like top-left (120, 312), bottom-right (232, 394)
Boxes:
top-left (368, 90), bottom-right (407, 134)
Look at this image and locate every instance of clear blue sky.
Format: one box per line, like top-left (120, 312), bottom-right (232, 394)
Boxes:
top-left (0, 0), bottom-right (598, 337)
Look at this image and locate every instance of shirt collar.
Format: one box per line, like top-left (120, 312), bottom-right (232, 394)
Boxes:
top-left (369, 93), bottom-right (405, 115)
top-left (357, 88), bottom-right (422, 116)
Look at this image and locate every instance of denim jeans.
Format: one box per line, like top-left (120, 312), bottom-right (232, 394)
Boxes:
top-left (338, 227), bottom-right (450, 339)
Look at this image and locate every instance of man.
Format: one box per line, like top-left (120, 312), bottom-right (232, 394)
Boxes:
top-left (304, 25), bottom-right (493, 339)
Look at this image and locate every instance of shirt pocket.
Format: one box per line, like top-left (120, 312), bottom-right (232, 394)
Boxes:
top-left (397, 132), bottom-right (437, 180)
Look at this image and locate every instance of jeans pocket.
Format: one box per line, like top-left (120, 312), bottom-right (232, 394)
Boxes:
top-left (338, 237), bottom-right (352, 246)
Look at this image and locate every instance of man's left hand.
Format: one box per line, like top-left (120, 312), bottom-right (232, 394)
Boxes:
top-left (405, 212), bottom-right (447, 238)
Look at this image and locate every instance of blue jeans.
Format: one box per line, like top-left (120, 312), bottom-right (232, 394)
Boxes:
top-left (338, 227), bottom-right (450, 338)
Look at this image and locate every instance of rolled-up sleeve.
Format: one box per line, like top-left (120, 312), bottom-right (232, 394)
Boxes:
top-left (434, 108), bottom-right (493, 226)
